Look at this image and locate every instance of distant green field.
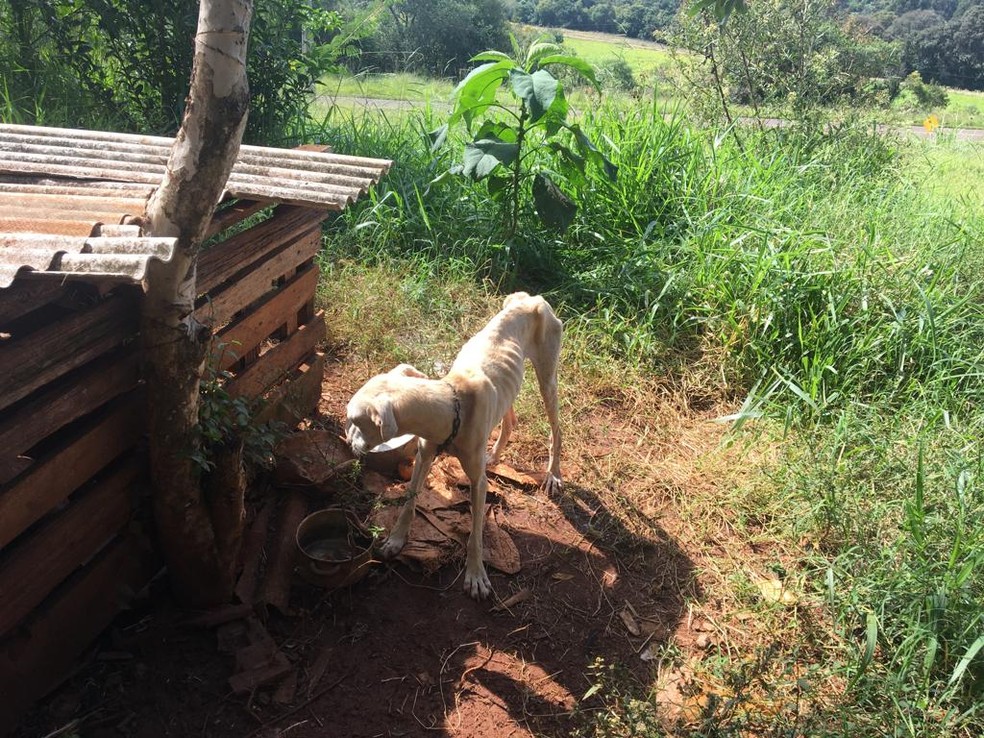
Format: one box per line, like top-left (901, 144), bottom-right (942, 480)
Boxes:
top-left (315, 31), bottom-right (981, 130)
top-left (315, 26), bottom-right (674, 111)
top-left (519, 24), bottom-right (673, 83)
top-left (910, 140), bottom-right (984, 219)
top-left (316, 72), bottom-right (454, 104)
top-left (941, 88), bottom-right (984, 129)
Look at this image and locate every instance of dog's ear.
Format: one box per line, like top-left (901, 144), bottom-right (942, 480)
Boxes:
top-left (390, 363), bottom-right (427, 379)
top-left (369, 395), bottom-right (399, 441)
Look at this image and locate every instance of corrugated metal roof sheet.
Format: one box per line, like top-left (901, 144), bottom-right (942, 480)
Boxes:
top-left (0, 123), bottom-right (392, 290)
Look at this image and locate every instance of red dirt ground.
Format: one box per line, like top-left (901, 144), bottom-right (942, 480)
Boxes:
top-left (16, 361), bottom-right (702, 738)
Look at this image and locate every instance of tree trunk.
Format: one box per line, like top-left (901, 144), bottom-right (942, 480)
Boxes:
top-left (141, 0), bottom-right (253, 608)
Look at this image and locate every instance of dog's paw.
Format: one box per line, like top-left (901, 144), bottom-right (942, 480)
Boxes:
top-left (378, 535), bottom-right (406, 559)
top-left (463, 563), bottom-right (492, 600)
top-left (543, 473), bottom-right (563, 496)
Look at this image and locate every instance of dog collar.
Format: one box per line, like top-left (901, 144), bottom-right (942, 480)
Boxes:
top-left (436, 382), bottom-right (461, 454)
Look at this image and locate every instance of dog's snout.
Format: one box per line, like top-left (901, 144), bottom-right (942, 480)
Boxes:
top-left (345, 419), bottom-right (369, 457)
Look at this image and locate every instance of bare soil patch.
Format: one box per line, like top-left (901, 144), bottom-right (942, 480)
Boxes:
top-left (16, 356), bottom-right (741, 738)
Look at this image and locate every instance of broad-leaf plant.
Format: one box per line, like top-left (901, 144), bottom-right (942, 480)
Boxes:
top-left (432, 35), bottom-right (617, 236)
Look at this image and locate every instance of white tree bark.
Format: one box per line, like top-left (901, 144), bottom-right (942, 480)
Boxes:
top-left (142, 0), bottom-right (253, 606)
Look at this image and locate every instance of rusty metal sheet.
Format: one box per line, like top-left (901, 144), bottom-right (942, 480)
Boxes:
top-left (0, 123), bottom-right (390, 290)
top-left (0, 123), bottom-right (392, 210)
top-left (0, 234), bottom-right (177, 289)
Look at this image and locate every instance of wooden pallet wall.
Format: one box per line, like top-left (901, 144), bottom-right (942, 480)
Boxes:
top-left (0, 281), bottom-right (155, 727)
top-left (0, 200), bottom-right (331, 728)
top-left (198, 202), bottom-right (329, 425)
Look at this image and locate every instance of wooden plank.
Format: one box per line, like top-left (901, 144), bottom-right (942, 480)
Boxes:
top-left (235, 502), bottom-right (272, 605)
top-left (259, 491), bottom-right (308, 616)
top-left (0, 281), bottom-right (65, 327)
top-left (0, 457), bottom-right (139, 636)
top-left (206, 198), bottom-right (270, 238)
top-left (0, 395), bottom-right (143, 551)
top-left (213, 266), bottom-right (319, 373)
top-left (225, 312), bottom-right (325, 400)
top-left (198, 205), bottom-right (327, 294)
top-left (0, 529), bottom-right (159, 729)
top-left (0, 291), bottom-right (138, 413)
top-left (254, 352), bottom-right (326, 427)
top-left (0, 350), bottom-right (140, 480)
top-left (195, 228), bottom-right (321, 328)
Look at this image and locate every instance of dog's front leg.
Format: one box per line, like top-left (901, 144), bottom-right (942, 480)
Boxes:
top-left (379, 438), bottom-right (437, 559)
top-left (459, 452), bottom-right (492, 600)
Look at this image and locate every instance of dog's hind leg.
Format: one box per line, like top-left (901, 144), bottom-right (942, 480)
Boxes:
top-left (488, 406), bottom-right (516, 466)
top-left (379, 437), bottom-right (438, 559)
top-left (530, 305), bottom-right (563, 495)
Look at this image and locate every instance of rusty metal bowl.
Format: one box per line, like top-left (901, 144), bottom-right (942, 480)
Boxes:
top-left (295, 508), bottom-right (375, 589)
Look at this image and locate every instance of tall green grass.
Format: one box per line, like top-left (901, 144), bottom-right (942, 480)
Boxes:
top-left (311, 98), bottom-right (983, 734)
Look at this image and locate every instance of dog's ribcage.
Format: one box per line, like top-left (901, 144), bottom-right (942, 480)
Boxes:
top-left (449, 308), bottom-right (533, 423)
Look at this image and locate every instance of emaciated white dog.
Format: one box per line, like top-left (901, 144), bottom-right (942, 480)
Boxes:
top-left (345, 292), bottom-right (563, 599)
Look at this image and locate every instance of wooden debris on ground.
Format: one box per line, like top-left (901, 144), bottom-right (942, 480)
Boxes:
top-left (259, 491), bottom-right (308, 616)
top-left (368, 457), bottom-right (524, 576)
top-left (235, 502), bottom-right (272, 605)
top-left (233, 618), bottom-right (291, 697)
top-left (272, 429), bottom-right (355, 488)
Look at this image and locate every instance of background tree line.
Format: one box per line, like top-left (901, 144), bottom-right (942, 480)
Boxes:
top-left (0, 0), bottom-right (356, 140)
top-left (1, 0), bottom-right (981, 140)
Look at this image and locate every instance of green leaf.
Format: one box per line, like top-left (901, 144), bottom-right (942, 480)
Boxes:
top-left (470, 50), bottom-right (513, 63)
top-left (542, 85), bottom-right (569, 136)
top-left (949, 635), bottom-right (984, 688)
top-left (525, 40), bottom-right (563, 70)
top-left (426, 169), bottom-right (457, 191)
top-left (566, 123), bottom-right (618, 181)
top-left (486, 173), bottom-right (511, 200)
top-left (476, 120), bottom-right (518, 143)
top-left (462, 139), bottom-right (520, 181)
top-left (453, 60), bottom-right (512, 130)
top-left (454, 60), bottom-right (514, 96)
top-left (510, 68), bottom-right (558, 123)
top-left (849, 611), bottom-right (878, 688)
top-left (428, 123), bottom-right (448, 153)
top-left (689, 0), bottom-right (747, 24)
top-left (536, 54), bottom-right (601, 92)
top-left (547, 141), bottom-right (587, 186)
top-left (582, 683), bottom-right (602, 701)
top-left (533, 173), bottom-right (577, 232)
top-left (548, 141), bottom-right (586, 172)
top-left (509, 32), bottom-right (523, 61)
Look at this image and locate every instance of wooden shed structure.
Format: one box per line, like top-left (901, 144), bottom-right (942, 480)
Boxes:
top-left (0, 123), bottom-right (390, 725)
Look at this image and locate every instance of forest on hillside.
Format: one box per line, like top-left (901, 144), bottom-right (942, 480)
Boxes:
top-left (1, 0), bottom-right (981, 138)
top-left (338, 0), bottom-right (983, 91)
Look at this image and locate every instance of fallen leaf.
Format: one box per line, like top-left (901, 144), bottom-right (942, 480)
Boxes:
top-left (751, 572), bottom-right (798, 605)
top-left (619, 609), bottom-right (641, 636)
top-left (492, 588), bottom-right (532, 612)
top-left (551, 572), bottom-right (574, 581)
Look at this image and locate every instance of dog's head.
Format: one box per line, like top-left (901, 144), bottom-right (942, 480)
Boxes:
top-left (344, 364), bottom-right (427, 456)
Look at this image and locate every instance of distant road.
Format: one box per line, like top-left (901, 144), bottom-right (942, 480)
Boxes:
top-left (320, 95), bottom-right (984, 142)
